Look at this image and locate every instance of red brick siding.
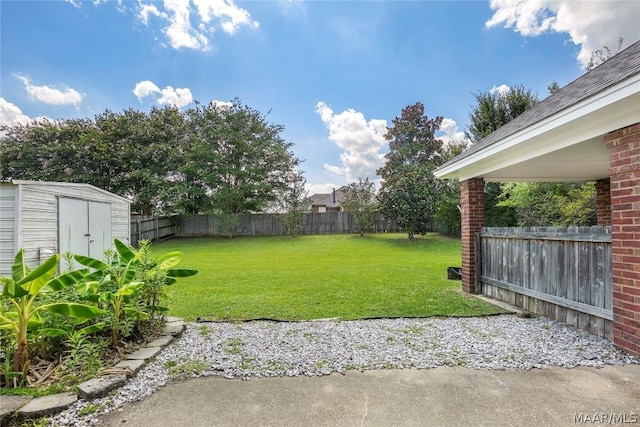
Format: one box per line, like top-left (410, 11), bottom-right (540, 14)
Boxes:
top-left (605, 122), bottom-right (640, 356)
top-left (595, 178), bottom-right (611, 226)
top-left (460, 178), bottom-right (485, 294)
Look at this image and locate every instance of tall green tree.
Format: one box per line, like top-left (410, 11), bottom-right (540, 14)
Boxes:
top-left (0, 99), bottom-right (300, 217)
top-left (274, 170), bottom-right (311, 237)
top-left (466, 84), bottom-right (539, 142)
top-left (466, 85), bottom-right (539, 226)
top-left (377, 102), bottom-right (444, 240)
top-left (341, 178), bottom-right (377, 236)
top-left (181, 99), bottom-right (301, 216)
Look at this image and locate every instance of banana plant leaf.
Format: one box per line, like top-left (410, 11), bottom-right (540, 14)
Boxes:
top-left (46, 269), bottom-right (89, 292)
top-left (1, 278), bottom-right (29, 298)
top-left (155, 251), bottom-right (183, 270)
top-left (74, 255), bottom-right (110, 270)
top-left (16, 254), bottom-right (58, 295)
top-left (114, 239), bottom-right (137, 262)
top-left (44, 303), bottom-right (105, 320)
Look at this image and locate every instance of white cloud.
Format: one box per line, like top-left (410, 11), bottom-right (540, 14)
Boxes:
top-left (489, 84), bottom-right (510, 95)
top-left (133, 80), bottom-right (161, 99)
top-left (323, 164), bottom-right (343, 176)
top-left (437, 118), bottom-right (467, 146)
top-left (486, 0), bottom-right (640, 67)
top-left (137, 0), bottom-right (258, 51)
top-left (14, 75), bottom-right (83, 106)
top-left (158, 86), bottom-right (194, 108)
top-left (193, 0), bottom-right (259, 35)
top-left (210, 99), bottom-right (234, 109)
top-left (163, 0), bottom-right (209, 50)
top-left (133, 80), bottom-right (193, 108)
top-left (0, 98), bottom-right (53, 127)
top-left (138, 3), bottom-right (165, 25)
top-left (0, 98), bottom-right (30, 126)
top-left (315, 101), bottom-right (387, 183)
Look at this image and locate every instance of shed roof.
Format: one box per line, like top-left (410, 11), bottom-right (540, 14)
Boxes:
top-left (4, 180), bottom-right (131, 204)
top-left (435, 40), bottom-right (640, 182)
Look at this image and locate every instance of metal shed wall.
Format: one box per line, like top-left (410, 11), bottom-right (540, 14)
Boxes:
top-left (0, 183), bottom-right (17, 276)
top-left (0, 181), bottom-right (130, 276)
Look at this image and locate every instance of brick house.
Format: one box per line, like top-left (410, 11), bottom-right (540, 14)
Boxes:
top-left (435, 41), bottom-right (640, 355)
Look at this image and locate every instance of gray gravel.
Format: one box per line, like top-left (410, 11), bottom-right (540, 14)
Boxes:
top-left (49, 315), bottom-right (638, 426)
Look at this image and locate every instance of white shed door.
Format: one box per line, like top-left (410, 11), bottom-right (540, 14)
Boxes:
top-left (88, 201), bottom-right (111, 258)
top-left (59, 198), bottom-right (111, 265)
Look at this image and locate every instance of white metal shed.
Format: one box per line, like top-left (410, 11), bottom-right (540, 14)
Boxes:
top-left (0, 180), bottom-right (130, 275)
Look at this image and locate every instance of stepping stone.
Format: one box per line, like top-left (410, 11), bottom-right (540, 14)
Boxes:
top-left (77, 375), bottom-right (127, 400)
top-left (127, 346), bottom-right (163, 360)
top-left (18, 392), bottom-right (77, 418)
top-left (0, 395), bottom-right (32, 424)
top-left (161, 323), bottom-right (185, 337)
top-left (114, 359), bottom-right (146, 375)
top-left (165, 316), bottom-right (183, 323)
top-left (147, 336), bottom-right (173, 347)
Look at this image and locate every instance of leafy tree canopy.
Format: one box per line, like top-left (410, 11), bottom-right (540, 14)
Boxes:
top-left (0, 99), bottom-right (301, 216)
top-left (377, 102), bottom-right (444, 240)
top-left (466, 85), bottom-right (539, 143)
top-left (341, 177), bottom-right (377, 236)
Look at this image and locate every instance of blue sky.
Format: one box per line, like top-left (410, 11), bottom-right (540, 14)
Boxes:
top-left (1, 0), bottom-right (639, 194)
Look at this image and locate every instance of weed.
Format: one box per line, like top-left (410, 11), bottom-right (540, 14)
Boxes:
top-left (78, 403), bottom-right (104, 416)
top-left (164, 360), bottom-right (178, 368)
top-left (197, 325), bottom-right (212, 337)
top-left (403, 326), bottom-right (424, 335)
top-left (168, 360), bottom-right (209, 379)
top-left (314, 359), bottom-right (331, 370)
top-left (224, 337), bottom-right (243, 355)
top-left (238, 357), bottom-right (255, 370)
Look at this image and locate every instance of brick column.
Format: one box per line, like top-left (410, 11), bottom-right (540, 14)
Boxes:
top-left (605, 123), bottom-right (640, 356)
top-left (595, 178), bottom-right (611, 226)
top-left (460, 178), bottom-right (485, 294)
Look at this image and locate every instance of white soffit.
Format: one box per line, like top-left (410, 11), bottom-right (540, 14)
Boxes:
top-left (435, 74), bottom-right (640, 182)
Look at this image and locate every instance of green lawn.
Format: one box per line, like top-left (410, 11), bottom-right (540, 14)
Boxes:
top-left (151, 233), bottom-right (504, 321)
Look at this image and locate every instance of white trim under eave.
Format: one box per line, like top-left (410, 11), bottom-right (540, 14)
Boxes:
top-left (434, 73), bottom-right (640, 180)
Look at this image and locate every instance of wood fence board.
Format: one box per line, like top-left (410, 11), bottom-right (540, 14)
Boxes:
top-left (134, 212), bottom-right (409, 243)
top-left (480, 227), bottom-right (613, 330)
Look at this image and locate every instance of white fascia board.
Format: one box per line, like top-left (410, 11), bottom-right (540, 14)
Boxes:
top-left (435, 74), bottom-right (640, 181)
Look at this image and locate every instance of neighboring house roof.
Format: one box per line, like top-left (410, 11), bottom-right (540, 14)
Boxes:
top-left (309, 186), bottom-right (348, 208)
top-left (435, 40), bottom-right (640, 183)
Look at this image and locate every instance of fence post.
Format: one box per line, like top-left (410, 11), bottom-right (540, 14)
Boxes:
top-left (474, 232), bottom-right (482, 293)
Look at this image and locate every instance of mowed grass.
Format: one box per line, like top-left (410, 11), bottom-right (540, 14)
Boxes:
top-left (151, 233), bottom-right (504, 321)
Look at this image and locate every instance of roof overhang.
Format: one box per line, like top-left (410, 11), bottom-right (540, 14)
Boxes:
top-left (434, 73), bottom-right (640, 182)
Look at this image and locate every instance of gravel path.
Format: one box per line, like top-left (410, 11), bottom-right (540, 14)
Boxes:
top-left (50, 315), bottom-right (638, 426)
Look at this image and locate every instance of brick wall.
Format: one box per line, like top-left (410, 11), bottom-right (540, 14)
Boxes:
top-left (595, 178), bottom-right (611, 226)
top-left (460, 178), bottom-right (485, 294)
top-left (605, 122), bottom-right (640, 356)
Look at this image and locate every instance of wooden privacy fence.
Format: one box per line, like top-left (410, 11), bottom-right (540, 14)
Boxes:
top-left (480, 226), bottom-right (612, 337)
top-left (130, 215), bottom-right (177, 245)
top-left (175, 211), bottom-right (405, 237)
top-left (130, 212), bottom-right (410, 243)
